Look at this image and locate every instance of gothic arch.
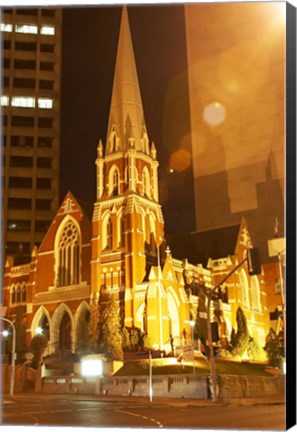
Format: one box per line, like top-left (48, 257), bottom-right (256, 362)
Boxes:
top-left (108, 164), bottom-right (120, 196)
top-left (102, 211), bottom-right (113, 250)
top-left (239, 269), bottom-right (249, 308)
top-left (74, 301), bottom-right (90, 349)
top-left (136, 302), bottom-right (146, 332)
top-left (54, 215), bottom-right (81, 287)
top-left (52, 303), bottom-right (75, 352)
top-left (167, 288), bottom-right (180, 339)
top-left (142, 166), bottom-right (150, 197)
top-left (117, 208), bottom-right (126, 247)
top-left (251, 276), bottom-right (261, 312)
top-left (31, 306), bottom-right (52, 346)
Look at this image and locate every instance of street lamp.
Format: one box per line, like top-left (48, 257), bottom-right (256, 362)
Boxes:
top-left (190, 320), bottom-right (195, 375)
top-left (1, 317), bottom-right (16, 397)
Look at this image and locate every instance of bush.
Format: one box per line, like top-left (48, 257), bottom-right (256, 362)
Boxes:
top-left (30, 334), bottom-right (48, 369)
top-left (264, 329), bottom-right (284, 368)
top-left (247, 337), bottom-right (267, 361)
top-left (231, 307), bottom-right (249, 357)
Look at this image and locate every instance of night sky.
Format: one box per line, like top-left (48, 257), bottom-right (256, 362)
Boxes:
top-left (60, 5), bottom-right (196, 234)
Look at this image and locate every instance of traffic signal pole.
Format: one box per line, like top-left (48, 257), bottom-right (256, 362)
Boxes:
top-left (205, 252), bottom-right (259, 402)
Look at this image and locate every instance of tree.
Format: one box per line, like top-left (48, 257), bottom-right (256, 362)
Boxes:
top-left (264, 328), bottom-right (284, 368)
top-left (76, 312), bottom-right (91, 355)
top-left (30, 334), bottom-right (48, 369)
top-left (88, 296), bottom-right (100, 352)
top-left (100, 297), bottom-right (123, 361)
top-left (231, 306), bottom-right (249, 357)
top-left (15, 306), bottom-right (27, 365)
top-left (122, 327), bottom-right (131, 352)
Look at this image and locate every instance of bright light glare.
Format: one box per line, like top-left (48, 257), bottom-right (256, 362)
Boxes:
top-left (190, 320), bottom-right (195, 327)
top-left (35, 327), bottom-right (43, 335)
top-left (2, 330), bottom-right (9, 338)
top-left (283, 360), bottom-right (286, 374)
top-left (203, 102), bottom-right (226, 126)
top-left (81, 359), bottom-right (103, 377)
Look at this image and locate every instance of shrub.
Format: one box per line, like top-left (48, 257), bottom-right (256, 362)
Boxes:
top-left (30, 334), bottom-right (48, 369)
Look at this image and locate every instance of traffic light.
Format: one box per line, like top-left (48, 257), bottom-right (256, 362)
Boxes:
top-left (247, 247), bottom-right (261, 275)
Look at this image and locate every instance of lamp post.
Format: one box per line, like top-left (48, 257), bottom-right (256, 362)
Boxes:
top-left (1, 317), bottom-right (16, 397)
top-left (190, 320), bottom-right (195, 375)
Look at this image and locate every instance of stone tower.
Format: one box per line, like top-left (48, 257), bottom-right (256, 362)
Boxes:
top-left (91, 7), bottom-right (165, 330)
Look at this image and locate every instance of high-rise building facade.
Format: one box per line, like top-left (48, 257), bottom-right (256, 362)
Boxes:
top-left (184, 2), bottom-right (285, 263)
top-left (1, 7), bottom-right (62, 260)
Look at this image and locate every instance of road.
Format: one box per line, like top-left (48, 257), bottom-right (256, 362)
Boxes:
top-left (1, 395), bottom-right (286, 430)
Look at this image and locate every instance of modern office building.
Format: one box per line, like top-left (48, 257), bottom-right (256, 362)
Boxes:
top-left (184, 2), bottom-right (285, 263)
top-left (1, 7), bottom-right (62, 260)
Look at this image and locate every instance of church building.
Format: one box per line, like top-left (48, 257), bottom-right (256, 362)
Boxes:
top-left (2, 8), bottom-right (275, 357)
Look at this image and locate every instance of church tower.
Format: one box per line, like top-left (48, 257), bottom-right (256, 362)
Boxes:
top-left (91, 7), bottom-right (165, 328)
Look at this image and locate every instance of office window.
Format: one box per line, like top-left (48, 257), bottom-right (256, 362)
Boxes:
top-left (41, 9), bottom-right (55, 17)
top-left (16, 24), bottom-right (38, 34)
top-left (3, 40), bottom-right (11, 50)
top-left (11, 136), bottom-right (34, 147)
top-left (36, 199), bottom-right (51, 210)
top-left (11, 116), bottom-right (34, 127)
top-left (40, 43), bottom-right (55, 53)
top-left (1, 96), bottom-right (9, 106)
top-left (38, 118), bottom-right (53, 128)
top-left (3, 58), bottom-right (10, 68)
top-left (41, 26), bottom-right (55, 35)
top-left (15, 41), bottom-right (37, 51)
top-left (40, 80), bottom-right (54, 90)
top-left (3, 77), bottom-right (9, 87)
top-left (38, 98), bottom-right (53, 109)
top-left (1, 23), bottom-right (13, 32)
top-left (17, 8), bottom-right (38, 16)
top-left (14, 59), bottom-right (36, 70)
top-left (7, 220), bottom-right (31, 231)
top-left (10, 156), bottom-right (33, 168)
top-left (38, 137), bottom-right (53, 148)
top-left (14, 78), bottom-right (35, 89)
top-left (9, 177), bottom-right (32, 188)
top-left (37, 157), bottom-right (51, 168)
top-left (8, 198), bottom-right (32, 210)
top-left (35, 220), bottom-right (50, 232)
top-left (36, 178), bottom-right (51, 189)
top-left (40, 61), bottom-right (54, 71)
top-left (12, 96), bottom-right (35, 108)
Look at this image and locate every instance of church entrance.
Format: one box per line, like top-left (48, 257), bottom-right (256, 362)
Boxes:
top-left (59, 312), bottom-right (72, 352)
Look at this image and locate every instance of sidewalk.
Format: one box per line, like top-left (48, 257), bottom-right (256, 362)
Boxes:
top-left (4, 391), bottom-right (285, 408)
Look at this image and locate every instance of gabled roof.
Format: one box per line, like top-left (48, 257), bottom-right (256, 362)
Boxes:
top-left (166, 224), bottom-right (241, 267)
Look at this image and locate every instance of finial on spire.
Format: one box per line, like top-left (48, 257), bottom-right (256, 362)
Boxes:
top-left (151, 142), bottom-right (157, 159)
top-left (97, 140), bottom-right (104, 158)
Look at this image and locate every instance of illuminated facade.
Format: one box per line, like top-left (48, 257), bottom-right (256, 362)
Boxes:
top-left (1, 7), bottom-right (62, 258)
top-left (2, 7), bottom-right (277, 356)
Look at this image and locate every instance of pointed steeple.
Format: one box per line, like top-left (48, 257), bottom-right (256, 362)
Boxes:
top-left (106, 6), bottom-right (147, 154)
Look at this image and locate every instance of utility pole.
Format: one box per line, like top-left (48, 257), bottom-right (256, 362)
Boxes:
top-left (1, 317), bottom-right (16, 397)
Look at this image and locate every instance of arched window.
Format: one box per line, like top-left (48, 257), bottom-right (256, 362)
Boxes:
top-left (21, 284), bottom-right (26, 302)
top-left (109, 165), bottom-right (120, 196)
top-left (251, 276), bottom-right (261, 311)
top-left (142, 167), bottom-right (150, 197)
top-left (118, 213), bottom-right (125, 247)
top-left (102, 213), bottom-right (113, 250)
top-left (239, 269), bottom-right (249, 308)
top-left (16, 284), bottom-right (21, 304)
top-left (11, 285), bottom-right (16, 304)
top-left (107, 216), bottom-right (113, 249)
top-left (57, 219), bottom-right (80, 286)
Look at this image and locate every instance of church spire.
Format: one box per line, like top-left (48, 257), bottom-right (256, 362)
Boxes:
top-left (106, 6), bottom-right (148, 155)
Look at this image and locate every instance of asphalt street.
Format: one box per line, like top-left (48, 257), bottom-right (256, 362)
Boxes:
top-left (1, 395), bottom-right (286, 430)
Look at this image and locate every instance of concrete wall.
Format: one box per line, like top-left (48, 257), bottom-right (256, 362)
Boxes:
top-left (39, 373), bottom-right (284, 400)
